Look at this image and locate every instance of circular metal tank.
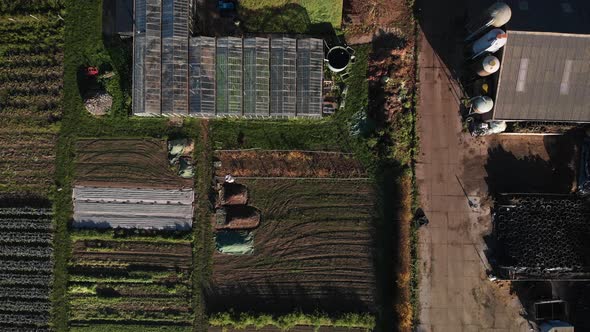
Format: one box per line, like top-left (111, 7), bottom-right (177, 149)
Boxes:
top-left (476, 55), bottom-right (500, 76)
top-left (472, 28), bottom-right (507, 55)
top-left (327, 46), bottom-right (351, 73)
top-left (488, 2), bottom-right (512, 27)
top-left (472, 96), bottom-right (494, 114)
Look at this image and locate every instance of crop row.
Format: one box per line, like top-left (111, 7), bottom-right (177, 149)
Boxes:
top-left (0, 300), bottom-right (50, 313)
top-left (0, 246), bottom-right (52, 258)
top-left (0, 273), bottom-right (51, 287)
top-left (0, 286), bottom-right (50, 300)
top-left (0, 232), bottom-right (52, 244)
top-left (0, 313), bottom-right (50, 326)
top-left (0, 220), bottom-right (52, 231)
top-left (0, 53), bottom-right (63, 68)
top-left (0, 260), bottom-right (52, 273)
top-left (0, 208), bottom-right (52, 217)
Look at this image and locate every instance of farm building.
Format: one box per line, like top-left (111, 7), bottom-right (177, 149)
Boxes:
top-left (484, 0), bottom-right (590, 123)
top-left (72, 186), bottom-right (194, 230)
top-left (132, 0), bottom-right (324, 117)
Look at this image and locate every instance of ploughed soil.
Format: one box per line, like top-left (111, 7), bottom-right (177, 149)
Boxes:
top-left (75, 138), bottom-right (193, 190)
top-left (214, 150), bottom-right (367, 178)
top-left (207, 178), bottom-right (377, 314)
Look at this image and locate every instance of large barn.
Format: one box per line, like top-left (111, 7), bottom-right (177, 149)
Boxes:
top-left (490, 0), bottom-right (590, 123)
top-left (132, 0), bottom-right (324, 117)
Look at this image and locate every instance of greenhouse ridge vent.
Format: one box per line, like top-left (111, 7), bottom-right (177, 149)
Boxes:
top-left (132, 0), bottom-right (324, 117)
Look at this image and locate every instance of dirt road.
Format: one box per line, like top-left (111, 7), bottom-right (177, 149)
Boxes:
top-left (414, 0), bottom-right (530, 331)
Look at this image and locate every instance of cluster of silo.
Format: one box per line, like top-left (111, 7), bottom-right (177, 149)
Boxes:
top-left (493, 194), bottom-right (590, 279)
top-left (464, 2), bottom-right (512, 116)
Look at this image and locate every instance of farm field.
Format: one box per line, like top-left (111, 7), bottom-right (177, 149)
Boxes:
top-left (75, 138), bottom-right (193, 189)
top-left (0, 3), bottom-right (63, 195)
top-left (0, 10), bottom-right (63, 128)
top-left (68, 232), bottom-right (193, 327)
top-left (214, 150), bottom-right (367, 178)
top-left (207, 178), bottom-right (377, 314)
top-left (0, 199), bottom-right (53, 330)
top-left (0, 130), bottom-right (57, 195)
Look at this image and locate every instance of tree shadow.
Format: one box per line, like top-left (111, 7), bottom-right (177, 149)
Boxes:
top-left (240, 3), bottom-right (312, 34)
top-left (205, 280), bottom-right (374, 315)
top-left (0, 192), bottom-right (51, 208)
top-left (372, 29), bottom-right (408, 53)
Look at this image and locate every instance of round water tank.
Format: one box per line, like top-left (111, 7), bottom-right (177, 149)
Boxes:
top-left (327, 46), bottom-right (351, 73)
top-left (488, 2), bottom-right (512, 27)
top-left (476, 55), bottom-right (500, 76)
top-left (472, 29), bottom-right (507, 55)
top-left (472, 96), bottom-right (494, 114)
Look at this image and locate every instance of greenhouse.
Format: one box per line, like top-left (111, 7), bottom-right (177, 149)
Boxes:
top-left (132, 0), bottom-right (324, 117)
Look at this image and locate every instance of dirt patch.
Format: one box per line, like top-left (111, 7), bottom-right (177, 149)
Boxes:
top-left (214, 150), bottom-right (367, 178)
top-left (484, 135), bottom-right (579, 194)
top-left (217, 182), bottom-right (249, 206)
top-left (343, 0), bottom-right (411, 44)
top-left (214, 205), bottom-right (261, 231)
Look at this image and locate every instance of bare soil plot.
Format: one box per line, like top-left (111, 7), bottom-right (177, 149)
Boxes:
top-left (207, 178), bottom-right (377, 314)
top-left (75, 139), bottom-right (193, 189)
top-left (343, 0), bottom-right (410, 44)
top-left (462, 134), bottom-right (581, 194)
top-left (0, 131), bottom-right (56, 195)
top-left (213, 150), bottom-right (367, 178)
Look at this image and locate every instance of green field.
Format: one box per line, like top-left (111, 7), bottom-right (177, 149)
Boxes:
top-left (68, 231), bottom-right (193, 327)
top-left (238, 0), bottom-right (343, 33)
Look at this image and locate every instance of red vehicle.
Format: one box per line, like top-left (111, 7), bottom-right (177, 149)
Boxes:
top-left (85, 66), bottom-right (99, 77)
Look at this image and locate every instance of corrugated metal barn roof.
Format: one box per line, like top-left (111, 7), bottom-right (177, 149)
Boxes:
top-left (493, 31), bottom-right (590, 122)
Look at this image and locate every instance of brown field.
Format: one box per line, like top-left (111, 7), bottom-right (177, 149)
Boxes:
top-left (0, 130), bottom-right (56, 195)
top-left (207, 178), bottom-right (377, 314)
top-left (75, 138), bottom-right (193, 189)
top-left (213, 150), bottom-right (367, 178)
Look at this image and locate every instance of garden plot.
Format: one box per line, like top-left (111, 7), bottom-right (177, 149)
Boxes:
top-left (68, 234), bottom-right (193, 327)
top-left (73, 139), bottom-right (194, 230)
top-left (208, 178), bottom-right (377, 314)
top-left (0, 204), bottom-right (53, 330)
top-left (0, 131), bottom-right (56, 195)
top-left (214, 150), bottom-right (367, 178)
top-left (0, 12), bottom-right (63, 128)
